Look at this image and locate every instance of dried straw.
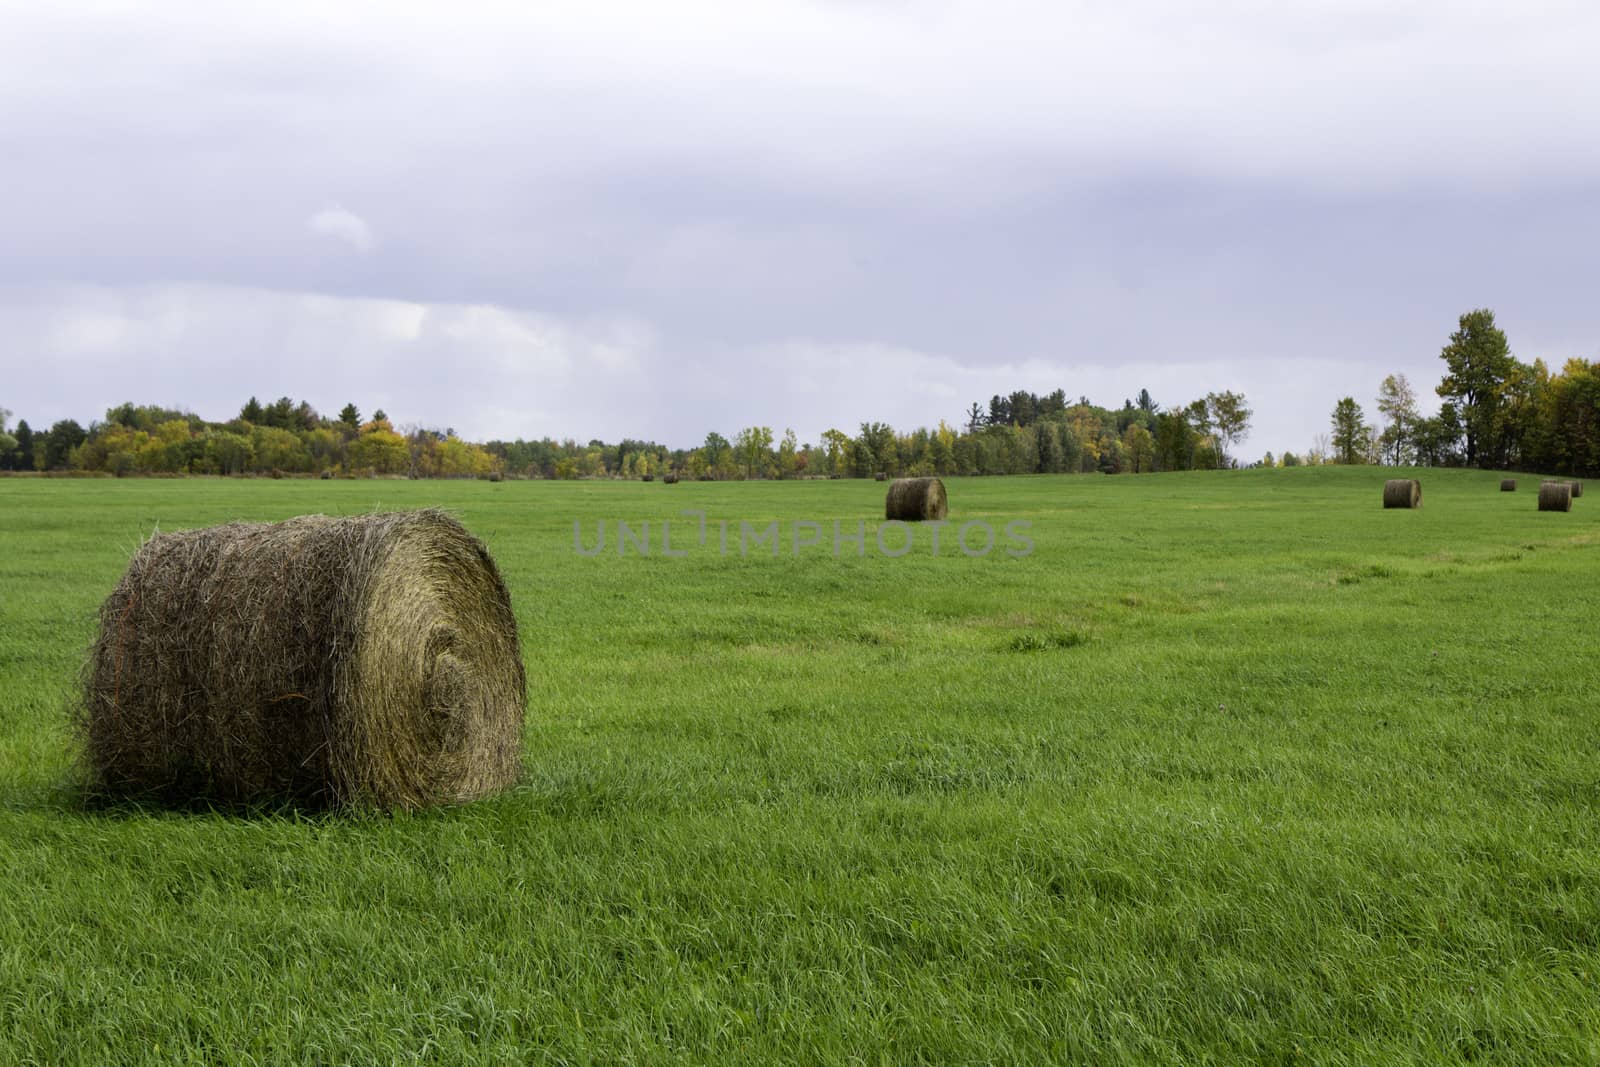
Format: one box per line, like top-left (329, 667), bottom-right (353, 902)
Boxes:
top-left (1382, 479), bottom-right (1421, 509)
top-left (1539, 482), bottom-right (1573, 512)
top-left (885, 477), bottom-right (949, 521)
top-left (79, 510), bottom-right (525, 809)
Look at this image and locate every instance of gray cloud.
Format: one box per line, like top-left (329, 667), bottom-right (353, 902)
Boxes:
top-left (2, 1), bottom-right (1597, 453)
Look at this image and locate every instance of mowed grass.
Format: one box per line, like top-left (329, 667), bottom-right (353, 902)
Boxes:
top-left (2, 467), bottom-right (1598, 1064)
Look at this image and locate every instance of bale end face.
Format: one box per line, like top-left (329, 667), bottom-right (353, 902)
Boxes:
top-left (1539, 482), bottom-right (1573, 512)
top-left (1500, 479), bottom-right (1517, 492)
top-left (1382, 479), bottom-right (1421, 509)
top-left (885, 477), bottom-right (949, 521)
top-left (1570, 481), bottom-right (1584, 498)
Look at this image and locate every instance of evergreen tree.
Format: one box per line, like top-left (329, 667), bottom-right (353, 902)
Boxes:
top-left (13, 420), bottom-right (34, 471)
top-left (1330, 398), bottom-right (1369, 464)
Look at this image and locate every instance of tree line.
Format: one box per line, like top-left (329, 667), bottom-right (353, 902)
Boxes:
top-left (0, 388), bottom-right (1252, 480)
top-left (1310, 309), bottom-right (1599, 476)
top-left (1, 309), bottom-right (1592, 479)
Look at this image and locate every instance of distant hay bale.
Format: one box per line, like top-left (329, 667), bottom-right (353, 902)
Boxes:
top-left (663, 472), bottom-right (679, 484)
top-left (79, 510), bottom-right (526, 810)
top-left (319, 470), bottom-right (333, 480)
top-left (488, 471), bottom-right (503, 483)
top-left (1382, 479), bottom-right (1421, 509)
top-left (641, 474), bottom-right (655, 482)
top-left (1539, 481), bottom-right (1573, 512)
top-left (885, 477), bottom-right (948, 521)
top-left (1570, 481), bottom-right (1584, 499)
top-left (875, 472), bottom-right (887, 482)
top-left (1500, 479), bottom-right (1517, 492)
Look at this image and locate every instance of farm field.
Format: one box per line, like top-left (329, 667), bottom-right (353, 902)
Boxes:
top-left (1, 468), bottom-right (1598, 1063)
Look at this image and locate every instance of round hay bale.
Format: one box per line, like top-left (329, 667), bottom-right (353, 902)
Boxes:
top-left (874, 472), bottom-right (887, 482)
top-left (641, 473), bottom-right (655, 482)
top-left (663, 472), bottom-right (679, 484)
top-left (1539, 481), bottom-right (1573, 512)
top-left (1570, 481), bottom-right (1584, 498)
top-left (488, 471), bottom-right (503, 483)
top-left (885, 476), bottom-right (948, 521)
top-left (1500, 478), bottom-right (1517, 492)
top-left (1382, 478), bottom-right (1421, 509)
top-left (79, 510), bottom-right (525, 810)
top-left (319, 470), bottom-right (333, 480)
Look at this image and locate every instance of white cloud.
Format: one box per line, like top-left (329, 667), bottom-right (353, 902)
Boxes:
top-left (308, 207), bottom-right (374, 253)
top-left (0, 283), bottom-right (649, 441)
top-left (9, 280), bottom-right (1588, 456)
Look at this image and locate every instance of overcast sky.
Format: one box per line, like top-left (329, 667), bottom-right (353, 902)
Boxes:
top-left (3, 0), bottom-right (1598, 454)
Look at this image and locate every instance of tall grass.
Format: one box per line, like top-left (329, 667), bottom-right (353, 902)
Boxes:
top-left (1, 467), bottom-right (1597, 1063)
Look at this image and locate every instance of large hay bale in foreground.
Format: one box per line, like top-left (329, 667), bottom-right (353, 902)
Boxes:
top-left (885, 477), bottom-right (948, 521)
top-left (1500, 479), bottom-right (1517, 492)
top-left (1539, 482), bottom-right (1573, 512)
top-left (79, 510), bottom-right (525, 810)
top-left (1382, 479), bottom-right (1421, 509)
top-left (1570, 481), bottom-right (1584, 499)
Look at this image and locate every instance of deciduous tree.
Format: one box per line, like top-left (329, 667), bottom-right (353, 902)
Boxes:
top-left (1437, 308), bottom-right (1515, 468)
top-left (1205, 391), bottom-right (1252, 468)
top-left (1375, 373), bottom-right (1420, 465)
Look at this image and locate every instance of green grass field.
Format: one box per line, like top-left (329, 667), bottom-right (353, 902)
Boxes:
top-left (2, 468), bottom-right (1598, 1064)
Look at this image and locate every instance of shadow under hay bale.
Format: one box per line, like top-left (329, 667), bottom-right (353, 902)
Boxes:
top-left (1570, 481), bottom-right (1584, 498)
top-left (885, 477), bottom-right (948, 521)
top-left (1382, 479), bottom-right (1421, 509)
top-left (1539, 482), bottom-right (1573, 512)
top-left (79, 510), bottom-right (526, 811)
top-left (1501, 479), bottom-right (1517, 492)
